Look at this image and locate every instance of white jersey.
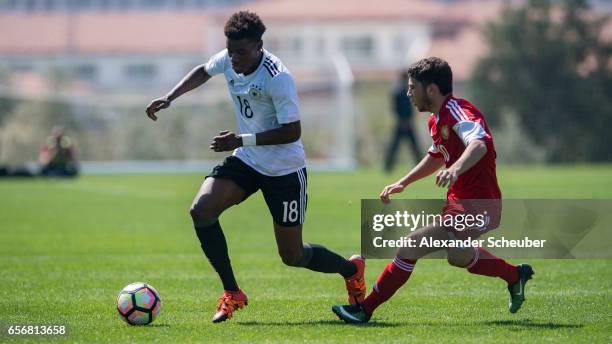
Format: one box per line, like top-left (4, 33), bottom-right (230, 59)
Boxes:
top-left (205, 49), bottom-right (306, 176)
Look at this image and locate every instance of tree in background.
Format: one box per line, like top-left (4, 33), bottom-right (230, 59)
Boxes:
top-left (470, 0), bottom-right (611, 162)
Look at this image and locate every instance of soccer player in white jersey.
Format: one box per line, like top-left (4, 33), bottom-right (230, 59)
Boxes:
top-left (145, 11), bottom-right (365, 323)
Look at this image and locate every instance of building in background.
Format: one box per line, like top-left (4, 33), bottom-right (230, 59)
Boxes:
top-left (0, 0), bottom-right (250, 12)
top-left (0, 0), bottom-right (506, 95)
top-left (1, 0), bottom-right (609, 171)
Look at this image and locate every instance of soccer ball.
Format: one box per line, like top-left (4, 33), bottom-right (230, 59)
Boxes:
top-left (116, 282), bottom-right (161, 325)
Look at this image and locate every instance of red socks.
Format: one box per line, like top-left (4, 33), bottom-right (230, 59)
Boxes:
top-left (361, 248), bottom-right (518, 317)
top-left (362, 257), bottom-right (416, 316)
top-left (467, 247), bottom-right (519, 284)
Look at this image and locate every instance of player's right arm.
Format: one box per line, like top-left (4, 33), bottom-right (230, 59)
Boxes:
top-left (146, 65), bottom-right (212, 121)
top-left (380, 154), bottom-right (444, 203)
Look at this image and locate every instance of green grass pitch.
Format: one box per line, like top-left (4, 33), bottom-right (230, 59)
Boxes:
top-left (0, 165), bottom-right (611, 343)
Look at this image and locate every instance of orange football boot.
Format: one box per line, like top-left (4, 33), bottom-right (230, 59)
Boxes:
top-left (212, 289), bottom-right (248, 323)
top-left (344, 255), bottom-right (366, 305)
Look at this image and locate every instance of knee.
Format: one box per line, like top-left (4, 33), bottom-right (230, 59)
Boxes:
top-left (446, 248), bottom-right (473, 268)
top-left (189, 197), bottom-right (217, 222)
top-left (279, 249), bottom-right (303, 267)
top-left (397, 247), bottom-right (420, 262)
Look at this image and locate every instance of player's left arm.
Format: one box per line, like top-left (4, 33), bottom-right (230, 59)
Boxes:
top-left (210, 122), bottom-right (300, 152)
top-left (251, 121), bottom-right (301, 144)
top-left (436, 110), bottom-right (491, 188)
top-left (436, 139), bottom-right (487, 187)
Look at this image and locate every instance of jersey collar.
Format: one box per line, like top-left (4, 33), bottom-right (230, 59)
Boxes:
top-left (238, 49), bottom-right (268, 80)
top-left (434, 94), bottom-right (454, 123)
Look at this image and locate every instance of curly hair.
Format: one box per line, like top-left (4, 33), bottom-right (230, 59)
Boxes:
top-left (224, 11), bottom-right (266, 41)
top-left (407, 57), bottom-right (453, 95)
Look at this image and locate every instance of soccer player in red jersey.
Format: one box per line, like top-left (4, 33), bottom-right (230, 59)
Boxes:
top-left (332, 57), bottom-right (534, 323)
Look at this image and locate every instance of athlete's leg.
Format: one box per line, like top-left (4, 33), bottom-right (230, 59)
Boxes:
top-left (190, 177), bottom-right (246, 292)
top-left (447, 245), bottom-right (518, 284)
top-left (263, 168), bottom-right (364, 303)
top-left (361, 225), bottom-right (447, 314)
top-left (192, 157), bottom-right (260, 323)
top-left (274, 222), bottom-right (365, 304)
top-left (333, 225), bottom-right (449, 323)
top-left (444, 200), bottom-right (532, 314)
top-left (259, 167), bottom-right (357, 277)
top-left (273, 223), bottom-right (303, 266)
top-left (446, 241), bottom-right (533, 313)
top-left (444, 200), bottom-right (519, 285)
top-left (273, 223), bottom-right (356, 277)
top-left (445, 233), bottom-right (476, 268)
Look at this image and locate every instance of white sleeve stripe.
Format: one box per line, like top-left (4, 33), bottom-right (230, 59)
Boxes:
top-left (428, 143), bottom-right (439, 153)
top-left (448, 100), bottom-right (470, 121)
top-left (446, 102), bottom-right (460, 120)
top-left (446, 104), bottom-right (463, 122)
top-left (448, 100), bottom-right (469, 121)
top-left (449, 99), bottom-right (470, 121)
top-left (446, 101), bottom-right (468, 122)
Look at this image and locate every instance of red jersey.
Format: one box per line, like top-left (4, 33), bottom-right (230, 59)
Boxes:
top-left (427, 95), bottom-right (501, 200)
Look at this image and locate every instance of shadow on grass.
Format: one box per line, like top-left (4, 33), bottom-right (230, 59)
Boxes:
top-left (236, 319), bottom-right (583, 330)
top-left (123, 323), bottom-right (171, 329)
top-left (399, 319), bottom-right (584, 330)
top-left (237, 320), bottom-right (401, 328)
top-left (484, 320), bottom-right (583, 329)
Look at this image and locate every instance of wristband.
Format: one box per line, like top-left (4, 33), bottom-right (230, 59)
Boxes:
top-left (241, 133), bottom-right (256, 146)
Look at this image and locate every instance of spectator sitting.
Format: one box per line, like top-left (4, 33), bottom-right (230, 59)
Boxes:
top-left (39, 127), bottom-right (79, 177)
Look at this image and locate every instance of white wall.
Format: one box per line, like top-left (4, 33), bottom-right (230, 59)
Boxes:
top-left (206, 19), bottom-right (432, 70)
top-left (0, 19), bottom-right (432, 91)
top-left (0, 53), bottom-right (205, 92)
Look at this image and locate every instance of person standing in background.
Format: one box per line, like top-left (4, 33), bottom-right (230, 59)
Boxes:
top-left (384, 71), bottom-right (422, 173)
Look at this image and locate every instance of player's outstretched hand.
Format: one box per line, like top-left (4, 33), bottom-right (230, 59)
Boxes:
top-left (145, 97), bottom-right (171, 121)
top-left (210, 130), bottom-right (241, 152)
top-left (380, 183), bottom-right (406, 204)
top-left (435, 169), bottom-right (458, 188)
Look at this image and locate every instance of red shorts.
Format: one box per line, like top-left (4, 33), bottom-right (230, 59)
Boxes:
top-left (441, 199), bottom-right (502, 239)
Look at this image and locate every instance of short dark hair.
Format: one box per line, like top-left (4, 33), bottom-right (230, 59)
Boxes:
top-left (407, 57), bottom-right (453, 95)
top-left (224, 11), bottom-right (266, 41)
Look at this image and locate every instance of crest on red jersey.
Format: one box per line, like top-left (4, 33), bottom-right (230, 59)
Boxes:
top-left (441, 125), bottom-right (449, 140)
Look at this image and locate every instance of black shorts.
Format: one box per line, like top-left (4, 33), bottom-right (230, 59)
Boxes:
top-left (207, 156), bottom-right (307, 227)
